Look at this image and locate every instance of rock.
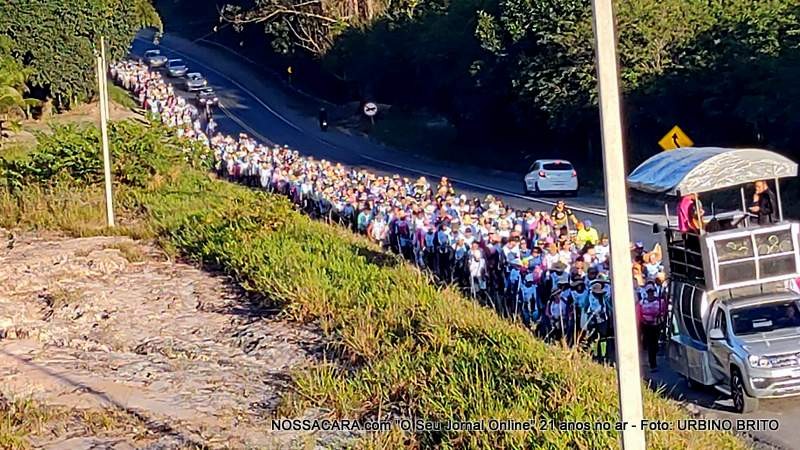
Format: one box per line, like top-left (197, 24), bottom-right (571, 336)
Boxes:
top-left (0, 232), bottom-right (328, 449)
top-left (86, 249), bottom-right (129, 275)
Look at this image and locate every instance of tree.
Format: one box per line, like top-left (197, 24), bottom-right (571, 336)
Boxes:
top-left (0, 36), bottom-right (40, 141)
top-left (0, 0), bottom-right (161, 110)
top-left (220, 0), bottom-right (404, 56)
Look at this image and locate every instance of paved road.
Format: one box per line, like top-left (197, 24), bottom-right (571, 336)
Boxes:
top-left (130, 32), bottom-right (667, 246)
top-left (129, 31), bottom-right (799, 449)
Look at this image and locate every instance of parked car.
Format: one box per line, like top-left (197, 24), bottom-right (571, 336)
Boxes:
top-left (166, 59), bottom-right (188, 77)
top-left (523, 159), bottom-right (579, 195)
top-left (195, 87), bottom-right (218, 107)
top-left (143, 49), bottom-right (167, 68)
top-left (185, 72), bottom-right (207, 91)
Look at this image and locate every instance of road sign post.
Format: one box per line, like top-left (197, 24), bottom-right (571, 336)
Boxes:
top-left (363, 102), bottom-right (378, 126)
top-left (96, 36), bottom-right (115, 227)
top-left (590, 1), bottom-right (646, 449)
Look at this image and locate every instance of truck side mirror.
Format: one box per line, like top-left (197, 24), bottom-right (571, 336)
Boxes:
top-left (708, 328), bottom-right (725, 340)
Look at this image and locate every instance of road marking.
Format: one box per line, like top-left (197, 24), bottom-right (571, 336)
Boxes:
top-left (133, 35), bottom-right (654, 227)
top-left (218, 103), bottom-right (274, 145)
top-left (133, 37), bottom-right (303, 133)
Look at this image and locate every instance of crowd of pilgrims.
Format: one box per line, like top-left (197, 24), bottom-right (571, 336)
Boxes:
top-left (111, 59), bottom-right (670, 367)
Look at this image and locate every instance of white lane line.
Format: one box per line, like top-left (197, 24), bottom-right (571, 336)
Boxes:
top-left (218, 102), bottom-right (274, 145)
top-left (133, 37), bottom-right (303, 133)
top-left (133, 36), bottom-right (654, 227)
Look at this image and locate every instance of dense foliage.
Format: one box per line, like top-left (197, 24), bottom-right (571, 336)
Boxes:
top-left (0, 121), bottom-right (211, 194)
top-left (0, 36), bottom-right (40, 142)
top-left (0, 0), bottom-right (161, 110)
top-left (1, 120), bottom-right (747, 449)
top-left (201, 0), bottom-right (800, 168)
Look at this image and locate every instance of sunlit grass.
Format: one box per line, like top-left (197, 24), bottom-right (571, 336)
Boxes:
top-left (0, 118), bottom-right (747, 450)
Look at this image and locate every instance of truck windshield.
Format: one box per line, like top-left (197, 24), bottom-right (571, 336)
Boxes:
top-left (731, 300), bottom-right (800, 335)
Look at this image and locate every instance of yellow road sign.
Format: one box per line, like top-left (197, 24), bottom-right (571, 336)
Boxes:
top-left (659, 125), bottom-right (693, 151)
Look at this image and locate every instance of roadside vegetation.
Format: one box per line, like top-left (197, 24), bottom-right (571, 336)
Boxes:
top-left (0, 118), bottom-right (746, 449)
top-left (0, 0), bottom-right (160, 111)
top-left (166, 0), bottom-right (800, 175)
top-left (0, 393), bottom-right (153, 450)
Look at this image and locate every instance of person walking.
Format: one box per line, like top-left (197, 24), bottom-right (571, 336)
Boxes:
top-left (468, 242), bottom-right (487, 299)
top-left (637, 284), bottom-right (667, 371)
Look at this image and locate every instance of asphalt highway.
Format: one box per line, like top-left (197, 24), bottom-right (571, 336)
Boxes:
top-left (129, 30), bottom-right (799, 449)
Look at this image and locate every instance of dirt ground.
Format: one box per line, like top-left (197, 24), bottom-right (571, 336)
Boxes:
top-left (0, 230), bottom-right (353, 449)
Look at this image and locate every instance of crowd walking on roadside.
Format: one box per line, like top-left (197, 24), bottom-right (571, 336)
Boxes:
top-left (111, 59), bottom-right (670, 366)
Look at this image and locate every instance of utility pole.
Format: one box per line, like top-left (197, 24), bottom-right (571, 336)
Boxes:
top-left (590, 0), bottom-right (645, 449)
top-left (96, 36), bottom-right (115, 227)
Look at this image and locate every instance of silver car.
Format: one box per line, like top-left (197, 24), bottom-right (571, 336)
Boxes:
top-left (143, 49), bottom-right (167, 68)
top-left (166, 59), bottom-right (188, 77)
top-left (707, 294), bottom-right (800, 412)
top-left (185, 72), bottom-right (207, 91)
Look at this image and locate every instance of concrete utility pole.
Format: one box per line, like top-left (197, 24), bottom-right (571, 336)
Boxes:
top-left (96, 36), bottom-right (115, 227)
top-left (589, 0), bottom-right (646, 449)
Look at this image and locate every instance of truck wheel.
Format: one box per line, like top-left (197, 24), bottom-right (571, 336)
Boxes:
top-left (731, 368), bottom-right (758, 413)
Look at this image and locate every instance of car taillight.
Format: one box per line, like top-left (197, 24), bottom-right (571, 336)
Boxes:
top-left (538, 170), bottom-right (546, 178)
top-left (571, 170), bottom-right (577, 177)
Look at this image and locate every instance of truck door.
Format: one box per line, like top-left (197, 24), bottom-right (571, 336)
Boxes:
top-left (708, 305), bottom-right (731, 383)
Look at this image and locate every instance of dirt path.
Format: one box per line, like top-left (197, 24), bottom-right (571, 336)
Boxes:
top-left (0, 230), bottom-right (339, 449)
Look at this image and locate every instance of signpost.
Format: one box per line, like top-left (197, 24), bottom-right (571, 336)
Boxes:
top-left (363, 102), bottom-right (378, 125)
top-left (659, 125), bottom-right (693, 151)
top-left (96, 37), bottom-right (114, 227)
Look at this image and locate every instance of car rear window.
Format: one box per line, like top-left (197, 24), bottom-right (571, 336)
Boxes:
top-left (543, 162), bottom-right (573, 171)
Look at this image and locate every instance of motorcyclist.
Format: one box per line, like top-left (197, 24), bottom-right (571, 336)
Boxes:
top-left (318, 107), bottom-right (328, 131)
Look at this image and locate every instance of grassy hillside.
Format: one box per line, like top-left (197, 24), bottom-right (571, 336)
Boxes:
top-left (0, 120), bottom-right (746, 449)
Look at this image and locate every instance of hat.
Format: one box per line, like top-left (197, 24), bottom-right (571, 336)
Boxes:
top-left (584, 219), bottom-right (592, 227)
top-left (551, 261), bottom-right (567, 272)
top-left (571, 278), bottom-right (585, 287)
top-left (591, 283), bottom-right (607, 294)
top-left (635, 241), bottom-right (644, 248)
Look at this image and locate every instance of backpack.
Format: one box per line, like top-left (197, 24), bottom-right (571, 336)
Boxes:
top-left (396, 220), bottom-right (411, 246)
top-left (424, 232), bottom-right (436, 250)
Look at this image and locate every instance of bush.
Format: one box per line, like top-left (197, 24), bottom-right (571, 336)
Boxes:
top-left (0, 121), bottom-right (212, 193)
top-left (0, 121), bottom-right (746, 449)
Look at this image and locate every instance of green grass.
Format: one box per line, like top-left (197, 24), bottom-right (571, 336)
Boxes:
top-left (0, 119), bottom-right (747, 449)
top-left (0, 396), bottom-right (55, 450)
top-left (107, 83), bottom-right (139, 110)
top-left (0, 141), bottom-right (36, 162)
top-left (0, 394), bottom-right (153, 449)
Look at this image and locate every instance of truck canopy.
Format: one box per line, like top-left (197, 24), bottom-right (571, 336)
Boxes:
top-left (627, 147), bottom-right (797, 196)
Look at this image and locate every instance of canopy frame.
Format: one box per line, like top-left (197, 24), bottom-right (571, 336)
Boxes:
top-left (627, 147), bottom-right (797, 196)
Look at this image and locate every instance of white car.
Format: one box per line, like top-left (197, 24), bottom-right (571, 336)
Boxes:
top-left (523, 159), bottom-right (579, 195)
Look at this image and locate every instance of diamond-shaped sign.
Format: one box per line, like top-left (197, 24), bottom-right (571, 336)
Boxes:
top-left (659, 125), bottom-right (694, 151)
